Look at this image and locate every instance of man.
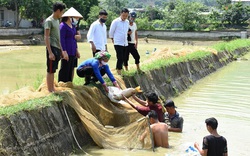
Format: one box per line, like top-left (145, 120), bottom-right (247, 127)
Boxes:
top-left (87, 10), bottom-right (108, 57)
top-left (140, 110), bottom-right (169, 148)
top-left (124, 11), bottom-right (143, 73)
top-left (164, 100), bottom-right (184, 132)
top-left (194, 117), bottom-right (228, 156)
top-left (122, 92), bottom-right (164, 122)
top-left (109, 8), bottom-right (130, 75)
top-left (44, 2), bottom-right (67, 92)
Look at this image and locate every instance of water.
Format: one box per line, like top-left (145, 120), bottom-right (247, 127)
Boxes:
top-left (74, 53), bottom-right (250, 155)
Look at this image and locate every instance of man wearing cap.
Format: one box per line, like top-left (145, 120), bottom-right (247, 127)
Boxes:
top-left (87, 10), bottom-right (108, 57)
top-left (164, 100), bottom-right (184, 132)
top-left (59, 7), bottom-right (83, 83)
top-left (76, 51), bottom-right (119, 92)
top-left (124, 11), bottom-right (143, 74)
top-left (44, 2), bottom-right (66, 92)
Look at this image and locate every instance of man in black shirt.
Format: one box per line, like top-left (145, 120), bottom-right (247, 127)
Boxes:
top-left (194, 117), bottom-right (228, 156)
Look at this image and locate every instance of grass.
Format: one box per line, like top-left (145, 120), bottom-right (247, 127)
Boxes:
top-left (0, 94), bottom-right (62, 116)
top-left (0, 39), bottom-right (249, 115)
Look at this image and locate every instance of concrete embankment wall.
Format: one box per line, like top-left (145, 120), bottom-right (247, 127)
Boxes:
top-left (0, 101), bottom-right (92, 156)
top-left (0, 48), bottom-right (248, 156)
top-left (123, 48), bottom-right (249, 99)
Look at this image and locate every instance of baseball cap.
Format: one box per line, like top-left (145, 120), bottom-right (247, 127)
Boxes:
top-left (164, 100), bottom-right (177, 108)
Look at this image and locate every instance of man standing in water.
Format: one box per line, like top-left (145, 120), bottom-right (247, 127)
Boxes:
top-left (194, 117), bottom-right (228, 156)
top-left (109, 8), bottom-right (129, 75)
top-left (164, 100), bottom-right (184, 132)
top-left (140, 110), bottom-right (169, 148)
top-left (44, 2), bottom-right (67, 92)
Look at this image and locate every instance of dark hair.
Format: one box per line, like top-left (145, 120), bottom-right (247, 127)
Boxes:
top-left (99, 9), bottom-right (108, 16)
top-left (148, 110), bottom-right (158, 120)
top-left (145, 92), bottom-right (158, 104)
top-left (53, 2), bottom-right (66, 12)
top-left (205, 117), bottom-right (218, 130)
top-left (121, 8), bottom-right (129, 14)
top-left (61, 17), bottom-right (69, 22)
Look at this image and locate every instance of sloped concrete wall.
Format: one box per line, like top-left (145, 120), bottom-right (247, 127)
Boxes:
top-left (0, 101), bottom-right (92, 156)
top-left (123, 48), bottom-right (248, 99)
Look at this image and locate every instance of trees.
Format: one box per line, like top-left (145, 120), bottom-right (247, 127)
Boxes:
top-left (167, 0), bottom-right (207, 30)
top-left (0, 0), bottom-right (24, 28)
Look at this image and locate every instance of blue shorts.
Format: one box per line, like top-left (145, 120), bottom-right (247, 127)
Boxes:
top-left (46, 46), bottom-right (61, 73)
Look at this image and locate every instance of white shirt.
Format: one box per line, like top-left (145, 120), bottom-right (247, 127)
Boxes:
top-left (128, 22), bottom-right (137, 44)
top-left (87, 19), bottom-right (107, 51)
top-left (109, 17), bottom-right (129, 46)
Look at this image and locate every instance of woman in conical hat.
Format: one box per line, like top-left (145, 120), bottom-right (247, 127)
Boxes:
top-left (58, 7), bottom-right (83, 83)
top-left (76, 51), bottom-right (120, 93)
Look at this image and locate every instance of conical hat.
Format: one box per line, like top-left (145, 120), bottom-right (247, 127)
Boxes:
top-left (62, 7), bottom-right (83, 18)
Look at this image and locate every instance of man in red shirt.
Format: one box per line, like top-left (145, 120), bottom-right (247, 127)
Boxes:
top-left (123, 92), bottom-right (164, 122)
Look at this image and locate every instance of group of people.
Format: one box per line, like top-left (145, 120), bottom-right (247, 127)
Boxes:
top-left (44, 2), bottom-right (143, 93)
top-left (44, 2), bottom-right (227, 155)
top-left (123, 92), bottom-right (227, 156)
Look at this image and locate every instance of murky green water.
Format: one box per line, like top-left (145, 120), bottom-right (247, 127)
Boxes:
top-left (73, 53), bottom-right (250, 156)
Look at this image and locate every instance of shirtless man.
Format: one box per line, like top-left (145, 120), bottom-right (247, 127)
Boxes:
top-left (140, 110), bottom-right (169, 148)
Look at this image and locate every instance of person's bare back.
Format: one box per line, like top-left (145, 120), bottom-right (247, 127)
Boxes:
top-left (151, 122), bottom-right (169, 148)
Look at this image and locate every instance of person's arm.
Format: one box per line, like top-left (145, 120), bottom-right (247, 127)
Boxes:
top-left (140, 127), bottom-right (149, 143)
top-left (132, 95), bottom-right (148, 106)
top-left (194, 137), bottom-right (208, 156)
top-left (104, 65), bottom-right (120, 88)
top-left (59, 24), bottom-right (68, 61)
top-left (109, 20), bottom-right (116, 43)
top-left (44, 28), bottom-right (55, 61)
top-left (135, 30), bottom-right (138, 49)
top-left (87, 23), bottom-right (96, 52)
top-left (75, 30), bottom-right (81, 40)
top-left (122, 95), bottom-right (137, 109)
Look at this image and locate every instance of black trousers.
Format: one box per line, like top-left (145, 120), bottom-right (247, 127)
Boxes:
top-left (114, 45), bottom-right (128, 70)
top-left (92, 49), bottom-right (101, 57)
top-left (124, 43), bottom-right (140, 66)
top-left (77, 67), bottom-right (106, 79)
top-left (58, 56), bottom-right (76, 82)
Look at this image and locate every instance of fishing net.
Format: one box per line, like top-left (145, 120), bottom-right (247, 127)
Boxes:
top-left (0, 76), bottom-right (152, 150)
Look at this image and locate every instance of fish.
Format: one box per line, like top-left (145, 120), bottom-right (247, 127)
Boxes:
top-left (107, 86), bottom-right (142, 103)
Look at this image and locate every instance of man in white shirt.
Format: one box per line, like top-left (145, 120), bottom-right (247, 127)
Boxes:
top-left (87, 10), bottom-right (108, 57)
top-left (109, 8), bottom-right (129, 75)
top-left (124, 11), bottom-right (143, 74)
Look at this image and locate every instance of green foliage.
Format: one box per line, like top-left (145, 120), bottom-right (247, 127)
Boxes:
top-left (167, 0), bottom-right (208, 30)
top-left (221, 2), bottom-right (250, 25)
top-left (0, 94), bottom-right (62, 116)
top-left (213, 39), bottom-right (250, 52)
top-left (136, 17), bottom-right (155, 30)
top-left (124, 39), bottom-right (250, 76)
top-left (87, 6), bottom-right (102, 27)
top-left (152, 20), bottom-right (168, 30)
top-left (102, 0), bottom-right (127, 15)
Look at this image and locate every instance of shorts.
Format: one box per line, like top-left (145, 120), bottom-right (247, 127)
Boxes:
top-left (46, 46), bottom-right (61, 73)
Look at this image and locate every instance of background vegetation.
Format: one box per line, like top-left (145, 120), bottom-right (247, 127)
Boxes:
top-left (0, 0), bottom-right (250, 31)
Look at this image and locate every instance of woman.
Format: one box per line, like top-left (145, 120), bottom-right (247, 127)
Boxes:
top-left (77, 51), bottom-right (120, 92)
top-left (58, 7), bottom-right (82, 82)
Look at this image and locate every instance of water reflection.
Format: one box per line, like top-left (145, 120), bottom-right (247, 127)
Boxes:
top-left (75, 53), bottom-right (250, 155)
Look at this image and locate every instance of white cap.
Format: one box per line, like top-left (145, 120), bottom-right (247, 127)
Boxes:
top-left (62, 7), bottom-right (83, 18)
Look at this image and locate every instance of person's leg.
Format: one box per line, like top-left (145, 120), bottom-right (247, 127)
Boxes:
top-left (92, 49), bottom-right (101, 57)
top-left (124, 45), bottom-right (130, 71)
top-left (114, 45), bottom-right (124, 75)
top-left (58, 59), bottom-right (68, 82)
top-left (47, 72), bottom-right (55, 92)
top-left (67, 56), bottom-right (76, 82)
top-left (77, 67), bottom-right (94, 85)
top-left (130, 44), bottom-right (143, 73)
